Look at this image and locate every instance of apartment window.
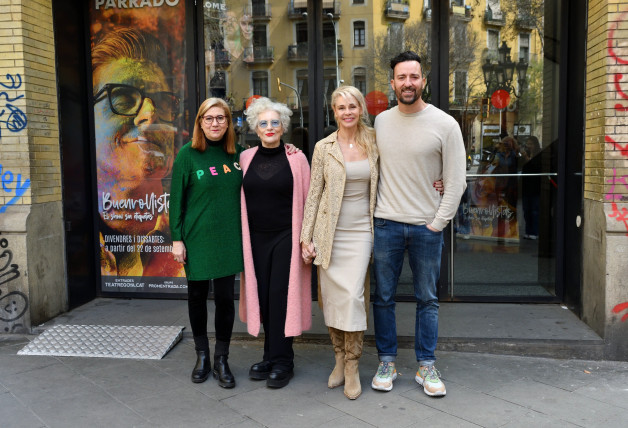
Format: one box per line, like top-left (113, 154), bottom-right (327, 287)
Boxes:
top-left (297, 69), bottom-right (308, 105)
top-left (353, 67), bottom-right (367, 94)
top-left (451, 0), bottom-right (465, 6)
top-left (454, 70), bottom-right (468, 103)
top-left (487, 0), bottom-right (502, 19)
top-left (296, 22), bottom-right (307, 44)
top-left (324, 68), bottom-right (337, 100)
top-left (353, 21), bottom-right (365, 47)
top-left (353, 0), bottom-right (365, 4)
top-left (388, 22), bottom-right (404, 50)
top-left (487, 29), bottom-right (499, 60)
top-left (519, 33), bottom-right (530, 62)
top-left (253, 25), bottom-right (266, 47)
top-left (252, 71), bottom-right (268, 97)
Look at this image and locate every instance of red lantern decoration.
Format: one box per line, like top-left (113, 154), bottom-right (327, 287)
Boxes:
top-left (365, 91), bottom-right (389, 116)
top-left (246, 95), bottom-right (262, 109)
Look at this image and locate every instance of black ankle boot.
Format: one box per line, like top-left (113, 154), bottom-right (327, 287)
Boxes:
top-left (213, 355), bottom-right (236, 388)
top-left (191, 350), bottom-right (211, 383)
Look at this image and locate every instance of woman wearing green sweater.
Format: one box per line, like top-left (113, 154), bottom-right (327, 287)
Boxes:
top-left (170, 98), bottom-right (243, 388)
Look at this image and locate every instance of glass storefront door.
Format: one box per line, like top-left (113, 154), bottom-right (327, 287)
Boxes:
top-left (196, 0), bottom-right (564, 302)
top-left (202, 0), bottom-right (309, 152)
top-left (448, 0), bottom-right (560, 300)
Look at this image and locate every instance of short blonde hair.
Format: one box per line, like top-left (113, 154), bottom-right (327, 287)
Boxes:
top-left (245, 97), bottom-right (292, 133)
top-left (192, 98), bottom-right (236, 154)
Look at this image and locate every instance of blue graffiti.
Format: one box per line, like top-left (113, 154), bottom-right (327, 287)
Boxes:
top-left (0, 73), bottom-right (27, 139)
top-left (0, 164), bottom-right (30, 213)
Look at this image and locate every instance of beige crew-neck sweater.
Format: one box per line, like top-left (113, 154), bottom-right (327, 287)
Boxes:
top-left (374, 104), bottom-right (467, 231)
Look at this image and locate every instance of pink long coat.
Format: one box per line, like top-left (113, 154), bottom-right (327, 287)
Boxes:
top-left (238, 146), bottom-right (312, 337)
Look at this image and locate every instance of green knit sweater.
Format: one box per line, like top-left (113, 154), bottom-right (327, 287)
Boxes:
top-left (169, 141), bottom-right (244, 280)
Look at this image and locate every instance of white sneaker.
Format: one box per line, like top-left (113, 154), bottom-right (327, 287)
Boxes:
top-left (371, 361), bottom-right (397, 391)
top-left (415, 365), bottom-right (446, 397)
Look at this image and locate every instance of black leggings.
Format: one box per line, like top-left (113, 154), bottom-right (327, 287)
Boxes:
top-left (251, 229), bottom-right (294, 370)
top-left (187, 275), bottom-right (235, 345)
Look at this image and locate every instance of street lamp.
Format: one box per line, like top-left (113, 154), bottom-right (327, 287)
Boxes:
top-left (327, 12), bottom-right (340, 88)
top-left (482, 41), bottom-right (528, 99)
top-left (277, 77), bottom-right (303, 128)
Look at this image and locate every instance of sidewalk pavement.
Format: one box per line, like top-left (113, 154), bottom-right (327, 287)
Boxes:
top-left (1, 299), bottom-right (627, 427)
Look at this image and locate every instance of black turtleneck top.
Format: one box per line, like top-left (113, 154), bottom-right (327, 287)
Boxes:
top-left (243, 142), bottom-right (293, 232)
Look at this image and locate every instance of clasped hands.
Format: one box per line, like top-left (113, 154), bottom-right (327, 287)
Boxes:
top-left (301, 242), bottom-right (316, 264)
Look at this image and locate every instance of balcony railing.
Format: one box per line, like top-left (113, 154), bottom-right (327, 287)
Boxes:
top-left (484, 9), bottom-right (506, 26)
top-left (248, 3), bottom-right (271, 21)
top-left (451, 5), bottom-right (472, 22)
top-left (287, 43), bottom-right (343, 62)
top-left (289, 0), bottom-right (340, 19)
top-left (515, 15), bottom-right (536, 29)
top-left (323, 0), bottom-right (340, 18)
top-left (208, 48), bottom-right (231, 67)
top-left (243, 46), bottom-right (274, 64)
top-left (288, 0), bottom-right (307, 19)
top-left (385, 1), bottom-right (409, 20)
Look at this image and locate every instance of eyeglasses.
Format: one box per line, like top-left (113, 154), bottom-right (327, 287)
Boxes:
top-left (258, 119), bottom-right (281, 129)
top-left (202, 115), bottom-right (227, 125)
top-left (94, 83), bottom-right (180, 123)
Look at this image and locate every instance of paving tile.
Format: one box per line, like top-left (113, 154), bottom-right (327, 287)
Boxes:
top-left (1, 360), bottom-right (96, 405)
top-left (29, 388), bottom-right (147, 428)
top-left (128, 386), bottom-right (246, 427)
top-left (573, 372), bottom-right (628, 410)
top-left (80, 359), bottom-right (183, 402)
top-left (405, 413), bottom-right (481, 428)
top-left (223, 384), bottom-right (344, 428)
top-left (0, 391), bottom-right (46, 428)
top-left (0, 354), bottom-right (59, 377)
top-left (499, 412), bottom-right (581, 427)
top-left (221, 418), bottom-right (266, 427)
top-left (316, 414), bottom-right (377, 427)
top-left (488, 379), bottom-right (622, 426)
top-left (318, 387), bottom-right (441, 428)
top-left (149, 341), bottom-right (269, 400)
top-left (401, 384), bottom-right (530, 428)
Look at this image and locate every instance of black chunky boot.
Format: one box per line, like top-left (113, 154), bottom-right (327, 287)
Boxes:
top-left (191, 336), bottom-right (211, 383)
top-left (213, 340), bottom-right (235, 388)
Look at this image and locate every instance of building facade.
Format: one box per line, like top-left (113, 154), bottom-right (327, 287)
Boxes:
top-left (0, 0), bottom-right (626, 360)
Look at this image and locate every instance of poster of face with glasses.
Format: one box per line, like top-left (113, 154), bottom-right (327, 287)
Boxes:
top-left (90, 1), bottom-right (188, 294)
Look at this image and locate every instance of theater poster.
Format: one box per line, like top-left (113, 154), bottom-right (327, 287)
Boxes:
top-left (90, 0), bottom-right (189, 294)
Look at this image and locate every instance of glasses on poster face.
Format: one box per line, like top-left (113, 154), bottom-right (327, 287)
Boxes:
top-left (202, 115), bottom-right (227, 125)
top-left (94, 83), bottom-right (180, 123)
top-left (258, 119), bottom-right (281, 129)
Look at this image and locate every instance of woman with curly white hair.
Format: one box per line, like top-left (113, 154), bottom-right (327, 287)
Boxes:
top-left (239, 97), bottom-right (312, 388)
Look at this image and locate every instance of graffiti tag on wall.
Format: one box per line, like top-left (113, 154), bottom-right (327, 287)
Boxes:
top-left (0, 74), bottom-right (30, 211)
top-left (0, 73), bottom-right (27, 139)
top-left (0, 234), bottom-right (28, 332)
top-left (607, 10), bottom-right (628, 322)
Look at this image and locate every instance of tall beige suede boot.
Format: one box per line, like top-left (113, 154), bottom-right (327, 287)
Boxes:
top-left (328, 327), bottom-right (345, 388)
top-left (344, 331), bottom-right (364, 400)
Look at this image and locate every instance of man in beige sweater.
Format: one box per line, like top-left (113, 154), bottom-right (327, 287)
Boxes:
top-left (370, 51), bottom-right (467, 397)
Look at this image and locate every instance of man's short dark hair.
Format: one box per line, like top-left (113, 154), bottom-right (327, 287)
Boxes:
top-left (390, 51), bottom-right (422, 71)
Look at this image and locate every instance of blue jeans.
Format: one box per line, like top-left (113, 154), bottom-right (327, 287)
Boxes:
top-left (372, 218), bottom-right (443, 365)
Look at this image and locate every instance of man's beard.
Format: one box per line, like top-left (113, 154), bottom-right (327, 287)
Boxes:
top-left (397, 86), bottom-right (423, 105)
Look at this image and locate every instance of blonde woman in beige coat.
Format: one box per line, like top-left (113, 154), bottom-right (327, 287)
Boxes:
top-left (300, 86), bottom-right (378, 400)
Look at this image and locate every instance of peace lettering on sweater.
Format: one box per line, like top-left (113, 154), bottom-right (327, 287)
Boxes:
top-left (195, 161), bottom-right (241, 180)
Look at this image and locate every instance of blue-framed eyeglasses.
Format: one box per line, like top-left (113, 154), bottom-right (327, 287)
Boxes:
top-left (258, 119), bottom-right (281, 129)
top-left (94, 83), bottom-right (180, 123)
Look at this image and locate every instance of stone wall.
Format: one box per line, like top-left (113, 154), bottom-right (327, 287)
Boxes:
top-left (583, 0), bottom-right (628, 360)
top-left (0, 0), bottom-right (66, 331)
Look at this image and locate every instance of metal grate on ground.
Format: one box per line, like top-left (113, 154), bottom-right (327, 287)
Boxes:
top-left (17, 325), bottom-right (184, 360)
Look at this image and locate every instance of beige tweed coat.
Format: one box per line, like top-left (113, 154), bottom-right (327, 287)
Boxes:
top-left (300, 131), bottom-right (379, 270)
